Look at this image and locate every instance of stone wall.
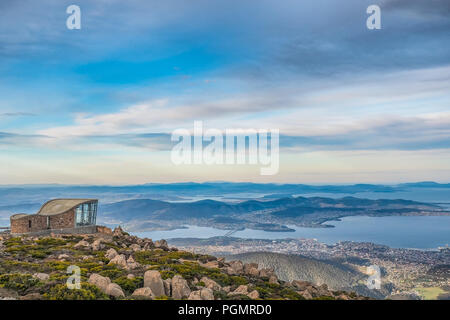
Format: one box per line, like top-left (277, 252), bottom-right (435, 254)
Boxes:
top-left (11, 225), bottom-right (98, 236)
top-left (10, 210), bottom-right (76, 234)
top-left (11, 214), bottom-right (47, 234)
top-left (48, 210), bottom-right (75, 229)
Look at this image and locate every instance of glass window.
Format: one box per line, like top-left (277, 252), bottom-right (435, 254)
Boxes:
top-left (76, 201), bottom-right (97, 227)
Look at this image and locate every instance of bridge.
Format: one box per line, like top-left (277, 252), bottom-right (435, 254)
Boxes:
top-left (223, 228), bottom-right (242, 237)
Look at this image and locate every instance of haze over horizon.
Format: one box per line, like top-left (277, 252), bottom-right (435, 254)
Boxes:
top-left (1, 0), bottom-right (450, 184)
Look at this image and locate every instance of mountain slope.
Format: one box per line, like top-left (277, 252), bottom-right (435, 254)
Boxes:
top-left (228, 252), bottom-right (362, 290)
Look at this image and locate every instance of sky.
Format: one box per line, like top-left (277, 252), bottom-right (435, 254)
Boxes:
top-left (0, 0), bottom-right (449, 184)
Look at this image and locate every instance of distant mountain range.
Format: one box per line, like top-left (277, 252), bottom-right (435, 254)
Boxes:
top-left (98, 195), bottom-right (446, 232)
top-left (1, 181), bottom-right (450, 207)
top-left (1, 181), bottom-right (449, 229)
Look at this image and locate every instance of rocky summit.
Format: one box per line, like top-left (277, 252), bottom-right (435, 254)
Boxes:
top-left (0, 227), bottom-right (367, 300)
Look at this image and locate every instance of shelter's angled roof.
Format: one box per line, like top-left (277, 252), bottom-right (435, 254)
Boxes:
top-left (37, 199), bottom-right (97, 216)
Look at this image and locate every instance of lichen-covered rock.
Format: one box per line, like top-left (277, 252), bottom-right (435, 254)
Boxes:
top-left (33, 273), bottom-right (49, 281)
top-left (188, 288), bottom-right (214, 300)
top-left (200, 277), bottom-right (221, 291)
top-left (129, 244), bottom-right (141, 252)
top-left (132, 287), bottom-right (154, 299)
top-left (248, 290), bottom-right (260, 299)
top-left (113, 226), bottom-right (125, 237)
top-left (74, 240), bottom-right (90, 249)
top-left (171, 275), bottom-right (191, 299)
top-left (91, 239), bottom-right (104, 251)
top-left (126, 255), bottom-right (139, 269)
top-left (20, 293), bottom-right (42, 300)
top-left (244, 263), bottom-right (259, 276)
top-left (228, 260), bottom-right (244, 275)
top-left (201, 261), bottom-right (220, 269)
top-left (229, 285), bottom-right (248, 296)
top-left (154, 239), bottom-right (169, 250)
top-left (108, 254), bottom-right (128, 269)
top-left (200, 288), bottom-right (214, 300)
top-left (269, 275), bottom-right (278, 284)
top-left (88, 273), bottom-right (111, 292)
top-left (58, 254), bottom-right (70, 260)
top-left (163, 279), bottom-right (171, 296)
top-left (105, 283), bottom-right (125, 298)
top-left (105, 248), bottom-right (118, 260)
top-left (259, 268), bottom-right (275, 278)
top-left (143, 270), bottom-right (165, 297)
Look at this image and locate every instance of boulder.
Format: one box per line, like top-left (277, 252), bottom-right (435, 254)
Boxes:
top-left (228, 261), bottom-right (244, 275)
top-left (189, 288), bottom-right (215, 300)
top-left (143, 270), bottom-right (165, 297)
top-left (91, 239), bottom-right (104, 251)
top-left (108, 254), bottom-right (128, 269)
top-left (259, 268), bottom-right (275, 278)
top-left (154, 239), bottom-right (169, 250)
top-left (171, 275), bottom-right (191, 299)
top-left (88, 274), bottom-right (111, 292)
top-left (300, 290), bottom-right (313, 299)
top-left (200, 277), bottom-right (221, 291)
top-left (132, 287), bottom-right (154, 299)
top-left (247, 267), bottom-right (260, 277)
top-left (201, 261), bottom-right (220, 269)
top-left (292, 280), bottom-right (310, 291)
top-left (74, 240), bottom-right (90, 249)
top-left (105, 248), bottom-right (118, 260)
top-left (127, 274), bottom-right (135, 279)
top-left (269, 275), bottom-right (278, 284)
top-left (229, 285), bottom-right (248, 295)
top-left (187, 290), bottom-right (202, 300)
top-left (317, 284), bottom-right (330, 296)
top-left (113, 226), bottom-right (125, 236)
top-left (126, 255), bottom-right (139, 269)
top-left (20, 293), bottom-right (42, 300)
top-left (244, 263), bottom-right (259, 276)
top-left (33, 273), bottom-right (49, 281)
top-left (200, 288), bottom-right (215, 300)
top-left (248, 290), bottom-right (260, 299)
top-left (163, 279), bottom-right (171, 296)
top-left (129, 244), bottom-right (141, 252)
top-left (105, 283), bottom-right (125, 298)
top-left (58, 254), bottom-right (70, 260)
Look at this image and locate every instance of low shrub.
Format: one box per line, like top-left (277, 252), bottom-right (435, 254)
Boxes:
top-left (0, 273), bottom-right (41, 295)
top-left (113, 276), bottom-right (144, 295)
top-left (43, 282), bottom-right (109, 300)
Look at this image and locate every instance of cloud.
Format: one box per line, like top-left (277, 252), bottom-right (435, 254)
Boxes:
top-left (382, 0), bottom-right (450, 16)
top-left (0, 112), bottom-right (36, 117)
top-left (32, 64), bottom-right (450, 152)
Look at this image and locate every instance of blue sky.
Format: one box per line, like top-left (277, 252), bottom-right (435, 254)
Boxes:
top-left (0, 0), bottom-right (450, 184)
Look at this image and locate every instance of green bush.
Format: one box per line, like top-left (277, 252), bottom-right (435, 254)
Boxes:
top-left (90, 264), bottom-right (126, 280)
top-left (4, 237), bottom-right (23, 247)
top-left (0, 273), bottom-right (41, 295)
top-left (113, 276), bottom-right (144, 295)
top-left (36, 237), bottom-right (67, 246)
top-left (43, 283), bottom-right (109, 300)
top-left (30, 249), bottom-right (51, 259)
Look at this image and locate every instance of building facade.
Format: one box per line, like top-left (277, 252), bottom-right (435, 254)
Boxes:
top-left (10, 199), bottom-right (98, 234)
